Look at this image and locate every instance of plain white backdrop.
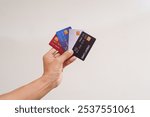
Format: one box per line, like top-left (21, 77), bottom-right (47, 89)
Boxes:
top-left (0, 0), bottom-right (150, 99)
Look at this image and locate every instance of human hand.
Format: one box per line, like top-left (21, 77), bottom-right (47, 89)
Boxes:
top-left (0, 48), bottom-right (76, 100)
top-left (42, 48), bottom-right (76, 89)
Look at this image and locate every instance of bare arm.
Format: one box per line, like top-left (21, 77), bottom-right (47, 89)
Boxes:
top-left (0, 49), bottom-right (76, 100)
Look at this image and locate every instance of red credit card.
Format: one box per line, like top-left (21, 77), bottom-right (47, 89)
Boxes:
top-left (49, 35), bottom-right (64, 54)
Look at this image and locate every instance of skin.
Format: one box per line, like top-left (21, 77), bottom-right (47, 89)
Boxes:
top-left (0, 48), bottom-right (76, 100)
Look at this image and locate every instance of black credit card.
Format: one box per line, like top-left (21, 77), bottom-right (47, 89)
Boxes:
top-left (72, 31), bottom-right (96, 61)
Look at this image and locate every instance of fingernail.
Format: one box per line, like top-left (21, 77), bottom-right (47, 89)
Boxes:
top-left (68, 49), bottom-right (74, 54)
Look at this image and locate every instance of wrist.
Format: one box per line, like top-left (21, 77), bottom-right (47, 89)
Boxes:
top-left (40, 74), bottom-right (51, 81)
top-left (39, 75), bottom-right (54, 91)
top-left (40, 73), bottom-right (61, 89)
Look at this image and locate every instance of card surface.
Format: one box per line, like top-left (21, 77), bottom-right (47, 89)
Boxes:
top-left (56, 27), bottom-right (72, 51)
top-left (49, 35), bottom-right (64, 54)
top-left (68, 29), bottom-right (82, 50)
top-left (72, 32), bottom-right (96, 61)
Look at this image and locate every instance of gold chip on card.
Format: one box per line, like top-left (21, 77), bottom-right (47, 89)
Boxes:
top-left (76, 31), bottom-right (80, 36)
top-left (86, 36), bottom-right (91, 41)
top-left (64, 30), bottom-right (68, 35)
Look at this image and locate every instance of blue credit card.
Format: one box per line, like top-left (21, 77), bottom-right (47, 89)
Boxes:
top-left (56, 27), bottom-right (72, 51)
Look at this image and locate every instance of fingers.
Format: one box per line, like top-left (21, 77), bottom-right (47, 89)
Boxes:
top-left (45, 48), bottom-right (56, 56)
top-left (63, 56), bottom-right (77, 68)
top-left (58, 50), bottom-right (74, 62)
top-left (54, 53), bottom-right (61, 57)
top-left (45, 49), bottom-right (75, 64)
top-left (49, 48), bottom-right (57, 53)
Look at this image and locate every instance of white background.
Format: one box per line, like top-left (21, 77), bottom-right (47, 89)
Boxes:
top-left (0, 0), bottom-right (150, 99)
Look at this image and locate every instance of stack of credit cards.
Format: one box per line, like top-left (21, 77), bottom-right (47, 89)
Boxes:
top-left (49, 27), bottom-right (96, 61)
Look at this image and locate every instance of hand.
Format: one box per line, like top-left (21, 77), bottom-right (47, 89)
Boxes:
top-left (42, 48), bottom-right (76, 89)
top-left (0, 48), bottom-right (76, 100)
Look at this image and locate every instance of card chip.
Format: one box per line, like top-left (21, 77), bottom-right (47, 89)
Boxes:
top-left (54, 36), bottom-right (58, 42)
top-left (64, 30), bottom-right (68, 35)
top-left (86, 36), bottom-right (91, 41)
top-left (76, 31), bottom-right (80, 36)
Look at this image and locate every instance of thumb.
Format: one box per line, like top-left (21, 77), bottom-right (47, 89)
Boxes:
top-left (58, 50), bottom-right (74, 62)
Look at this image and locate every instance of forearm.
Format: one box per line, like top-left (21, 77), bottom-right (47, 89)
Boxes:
top-left (0, 49), bottom-right (75, 100)
top-left (0, 76), bottom-right (54, 100)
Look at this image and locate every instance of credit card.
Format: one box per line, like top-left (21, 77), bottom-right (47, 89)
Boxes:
top-left (49, 35), bottom-right (64, 54)
top-left (72, 32), bottom-right (96, 61)
top-left (68, 29), bottom-right (82, 50)
top-left (56, 27), bottom-right (72, 51)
